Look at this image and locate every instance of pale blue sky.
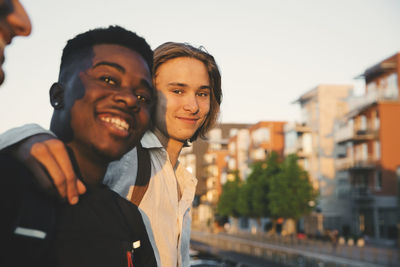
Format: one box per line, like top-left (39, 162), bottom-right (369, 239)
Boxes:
top-left (1, 0), bottom-right (399, 133)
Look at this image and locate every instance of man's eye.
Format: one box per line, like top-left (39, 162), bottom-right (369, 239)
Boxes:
top-left (100, 76), bottom-right (117, 85)
top-left (197, 92), bottom-right (209, 97)
top-left (137, 95), bottom-right (149, 103)
top-left (172, 89), bottom-right (183, 94)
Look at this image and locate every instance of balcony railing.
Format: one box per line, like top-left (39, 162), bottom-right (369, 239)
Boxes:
top-left (334, 126), bottom-right (378, 144)
top-left (295, 124), bottom-right (311, 133)
top-left (352, 128), bottom-right (378, 142)
top-left (335, 156), bottom-right (377, 170)
top-left (334, 124), bottom-right (353, 143)
top-left (335, 157), bottom-right (353, 170)
top-left (352, 156), bottom-right (377, 169)
top-left (351, 186), bottom-right (374, 201)
top-left (348, 88), bottom-right (398, 114)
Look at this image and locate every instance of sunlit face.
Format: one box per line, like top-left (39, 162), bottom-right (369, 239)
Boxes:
top-left (154, 57), bottom-right (210, 143)
top-left (62, 44), bottom-right (153, 161)
top-left (0, 0), bottom-right (31, 85)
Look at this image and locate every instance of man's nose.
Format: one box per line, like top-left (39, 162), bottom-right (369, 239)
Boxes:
top-left (113, 90), bottom-right (139, 111)
top-left (183, 94), bottom-right (199, 114)
top-left (7, 0), bottom-right (32, 37)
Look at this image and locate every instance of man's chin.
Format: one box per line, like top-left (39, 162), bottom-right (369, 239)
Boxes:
top-left (97, 145), bottom-right (131, 163)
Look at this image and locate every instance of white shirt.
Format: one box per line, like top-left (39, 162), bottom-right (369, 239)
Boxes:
top-left (106, 131), bottom-right (197, 267)
top-left (0, 125), bottom-right (197, 267)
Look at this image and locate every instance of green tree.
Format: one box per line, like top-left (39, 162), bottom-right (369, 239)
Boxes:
top-left (217, 171), bottom-right (241, 218)
top-left (237, 152), bottom-right (281, 230)
top-left (251, 152), bottom-right (280, 219)
top-left (268, 154), bottom-right (317, 223)
top-left (237, 178), bottom-right (254, 217)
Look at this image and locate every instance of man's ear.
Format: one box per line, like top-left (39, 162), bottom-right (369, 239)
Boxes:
top-left (50, 82), bottom-right (65, 109)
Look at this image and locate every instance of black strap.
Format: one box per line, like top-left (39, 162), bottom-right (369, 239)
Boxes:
top-left (130, 143), bottom-right (151, 206)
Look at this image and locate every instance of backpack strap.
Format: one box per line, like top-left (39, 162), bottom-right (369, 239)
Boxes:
top-left (129, 143), bottom-right (151, 206)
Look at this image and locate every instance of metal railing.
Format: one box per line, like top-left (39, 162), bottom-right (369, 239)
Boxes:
top-left (191, 230), bottom-right (399, 267)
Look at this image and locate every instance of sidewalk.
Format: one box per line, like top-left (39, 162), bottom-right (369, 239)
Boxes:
top-left (191, 230), bottom-right (399, 267)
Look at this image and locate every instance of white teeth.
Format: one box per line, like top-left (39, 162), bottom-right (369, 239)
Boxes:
top-left (100, 116), bottom-right (129, 131)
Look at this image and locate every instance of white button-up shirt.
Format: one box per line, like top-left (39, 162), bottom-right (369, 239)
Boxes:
top-left (105, 131), bottom-right (197, 267)
top-left (0, 126), bottom-right (197, 267)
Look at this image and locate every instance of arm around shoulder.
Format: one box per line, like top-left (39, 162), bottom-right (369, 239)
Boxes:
top-left (0, 123), bottom-right (54, 150)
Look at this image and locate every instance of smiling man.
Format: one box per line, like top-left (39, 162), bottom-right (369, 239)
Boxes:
top-left (0, 41), bottom-right (222, 267)
top-left (104, 42), bottom-right (222, 267)
top-left (0, 0), bottom-right (31, 85)
top-left (0, 26), bottom-right (157, 267)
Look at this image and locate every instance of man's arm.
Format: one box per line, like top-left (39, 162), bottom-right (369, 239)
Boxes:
top-left (0, 124), bottom-right (85, 204)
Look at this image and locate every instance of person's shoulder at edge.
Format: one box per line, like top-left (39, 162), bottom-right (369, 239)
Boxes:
top-left (0, 124), bottom-right (54, 149)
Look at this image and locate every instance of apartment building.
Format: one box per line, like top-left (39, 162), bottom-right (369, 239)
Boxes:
top-left (179, 123), bottom-right (250, 228)
top-left (334, 52), bottom-right (400, 245)
top-left (286, 84), bottom-right (353, 233)
top-left (248, 121), bottom-right (286, 163)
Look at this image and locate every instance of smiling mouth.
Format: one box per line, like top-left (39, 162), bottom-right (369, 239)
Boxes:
top-left (178, 117), bottom-right (199, 124)
top-left (99, 115), bottom-right (130, 132)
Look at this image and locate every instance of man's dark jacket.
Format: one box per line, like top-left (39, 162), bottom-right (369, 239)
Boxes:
top-left (0, 152), bottom-right (157, 267)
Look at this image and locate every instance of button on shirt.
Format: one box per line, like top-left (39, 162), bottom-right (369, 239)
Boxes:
top-left (105, 131), bottom-right (197, 267)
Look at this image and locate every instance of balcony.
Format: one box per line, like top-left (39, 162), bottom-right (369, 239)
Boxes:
top-left (334, 124), bottom-right (353, 143)
top-left (351, 186), bottom-right (374, 202)
top-left (348, 87), bottom-right (398, 115)
top-left (295, 124), bottom-right (311, 133)
top-left (284, 122), bottom-right (311, 133)
top-left (351, 156), bottom-right (377, 170)
top-left (335, 156), bottom-right (377, 171)
top-left (334, 125), bottom-right (378, 144)
top-left (335, 157), bottom-right (353, 170)
top-left (352, 128), bottom-right (378, 142)
top-left (296, 147), bottom-right (310, 158)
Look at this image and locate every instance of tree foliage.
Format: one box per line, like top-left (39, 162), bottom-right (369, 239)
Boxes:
top-left (268, 154), bottom-right (317, 221)
top-left (217, 153), bottom-right (317, 223)
top-left (239, 151), bottom-right (281, 219)
top-left (217, 171), bottom-right (241, 218)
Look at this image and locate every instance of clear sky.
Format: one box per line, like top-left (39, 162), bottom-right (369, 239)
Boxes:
top-left (0, 0), bottom-right (399, 133)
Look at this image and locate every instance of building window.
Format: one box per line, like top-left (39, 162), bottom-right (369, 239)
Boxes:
top-left (360, 115), bottom-right (367, 131)
top-left (209, 128), bottom-right (222, 150)
top-left (361, 143), bottom-right (368, 161)
top-left (366, 81), bottom-right (377, 93)
top-left (210, 142), bottom-right (221, 151)
top-left (378, 208), bottom-right (397, 240)
top-left (374, 110), bottom-right (380, 130)
top-left (303, 133), bottom-right (312, 154)
top-left (374, 170), bottom-right (382, 190)
top-left (375, 141), bottom-right (381, 160)
top-left (359, 209), bottom-right (374, 237)
top-left (303, 159), bottom-right (309, 171)
top-left (252, 127), bottom-right (270, 146)
top-left (284, 131), bottom-right (297, 153)
top-left (385, 73), bottom-right (399, 99)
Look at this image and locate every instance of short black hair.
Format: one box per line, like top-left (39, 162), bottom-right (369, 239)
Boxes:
top-left (60, 25), bottom-right (153, 76)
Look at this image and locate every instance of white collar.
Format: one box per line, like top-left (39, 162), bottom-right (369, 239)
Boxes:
top-left (140, 130), bottom-right (163, 149)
